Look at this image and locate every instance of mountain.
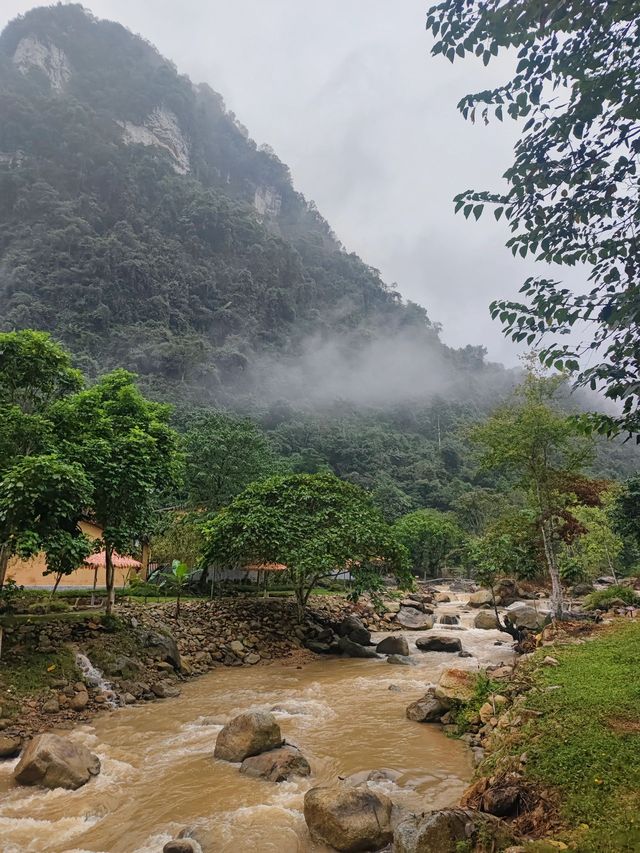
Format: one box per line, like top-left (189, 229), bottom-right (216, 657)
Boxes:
top-left (0, 3), bottom-right (495, 406)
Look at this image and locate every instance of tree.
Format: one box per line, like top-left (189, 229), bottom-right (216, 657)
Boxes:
top-left (161, 560), bottom-right (191, 618)
top-left (54, 370), bottom-right (181, 614)
top-left (0, 455), bottom-right (93, 589)
top-left (182, 412), bottom-right (282, 511)
top-left (427, 1), bottom-right (640, 436)
top-left (202, 472), bottom-right (409, 620)
top-left (570, 502), bottom-right (624, 582)
top-left (472, 368), bottom-right (592, 617)
top-left (393, 508), bottom-right (465, 579)
top-left (0, 330), bottom-right (84, 588)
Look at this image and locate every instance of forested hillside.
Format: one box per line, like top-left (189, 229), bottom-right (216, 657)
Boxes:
top-left (0, 3), bottom-right (637, 513)
top-left (0, 2), bottom-right (475, 404)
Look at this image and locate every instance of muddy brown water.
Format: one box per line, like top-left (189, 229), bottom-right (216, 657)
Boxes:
top-left (0, 594), bottom-right (515, 853)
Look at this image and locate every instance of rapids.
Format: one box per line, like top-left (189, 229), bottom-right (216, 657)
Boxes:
top-left (0, 590), bottom-right (515, 852)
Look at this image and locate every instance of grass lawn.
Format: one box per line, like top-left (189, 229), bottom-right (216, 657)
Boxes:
top-left (515, 622), bottom-right (640, 852)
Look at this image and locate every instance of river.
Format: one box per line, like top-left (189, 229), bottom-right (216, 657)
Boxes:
top-left (0, 594), bottom-right (514, 852)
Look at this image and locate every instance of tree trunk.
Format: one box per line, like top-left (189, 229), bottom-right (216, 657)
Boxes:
top-left (91, 566), bottom-right (98, 607)
top-left (0, 543), bottom-right (9, 591)
top-left (540, 519), bottom-right (563, 619)
top-left (105, 544), bottom-right (115, 616)
top-left (50, 572), bottom-right (63, 598)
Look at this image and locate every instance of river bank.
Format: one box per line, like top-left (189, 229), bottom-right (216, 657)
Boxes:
top-left (453, 618), bottom-right (640, 853)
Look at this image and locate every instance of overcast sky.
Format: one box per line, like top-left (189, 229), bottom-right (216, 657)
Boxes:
top-left (1, 1), bottom-right (587, 364)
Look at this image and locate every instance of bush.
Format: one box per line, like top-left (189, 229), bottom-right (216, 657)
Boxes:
top-left (584, 585), bottom-right (639, 611)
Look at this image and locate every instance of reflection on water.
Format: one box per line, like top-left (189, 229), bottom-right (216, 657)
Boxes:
top-left (0, 594), bottom-right (515, 852)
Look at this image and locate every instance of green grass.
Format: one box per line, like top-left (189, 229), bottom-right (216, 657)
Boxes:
top-left (0, 647), bottom-right (78, 716)
top-left (513, 623), bottom-right (640, 851)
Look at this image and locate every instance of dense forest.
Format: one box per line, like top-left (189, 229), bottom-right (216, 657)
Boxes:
top-left (0, 3), bottom-right (637, 521)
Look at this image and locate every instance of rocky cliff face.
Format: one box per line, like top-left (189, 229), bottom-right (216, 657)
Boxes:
top-left (118, 106), bottom-right (191, 174)
top-left (12, 35), bottom-right (72, 91)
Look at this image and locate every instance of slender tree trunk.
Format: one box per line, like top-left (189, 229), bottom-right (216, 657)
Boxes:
top-left (295, 587), bottom-right (305, 623)
top-left (0, 543), bottom-right (9, 591)
top-left (105, 544), bottom-right (115, 616)
top-left (91, 566), bottom-right (98, 607)
top-left (603, 542), bottom-right (618, 584)
top-left (50, 572), bottom-right (63, 598)
top-left (540, 519), bottom-right (563, 619)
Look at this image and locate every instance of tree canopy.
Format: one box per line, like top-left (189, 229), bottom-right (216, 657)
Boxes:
top-left (53, 369), bottom-right (181, 611)
top-left (202, 472), bottom-right (409, 618)
top-left (393, 508), bottom-right (465, 579)
top-left (427, 0), bottom-right (640, 436)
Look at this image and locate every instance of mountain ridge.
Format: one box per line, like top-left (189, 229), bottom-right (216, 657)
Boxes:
top-left (0, 3), bottom-right (498, 406)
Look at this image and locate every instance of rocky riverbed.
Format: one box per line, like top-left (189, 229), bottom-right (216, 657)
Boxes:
top-left (0, 582), bottom-right (525, 852)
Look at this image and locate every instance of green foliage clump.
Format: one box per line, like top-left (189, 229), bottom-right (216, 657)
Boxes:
top-left (583, 585), bottom-right (639, 611)
top-left (393, 508), bottom-right (465, 578)
top-left (428, 0), bottom-right (640, 436)
top-left (203, 472), bottom-right (409, 618)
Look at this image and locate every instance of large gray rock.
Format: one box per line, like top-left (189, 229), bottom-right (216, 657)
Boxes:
top-left (339, 615), bottom-right (371, 646)
top-left (474, 610), bottom-right (500, 630)
top-left (405, 690), bottom-right (446, 722)
top-left (396, 608), bottom-right (434, 630)
top-left (144, 628), bottom-right (181, 669)
top-left (214, 711), bottom-right (282, 762)
top-left (14, 733), bottom-right (100, 790)
top-left (240, 745), bottom-right (311, 782)
top-left (376, 635), bottom-right (409, 656)
top-left (504, 601), bottom-right (548, 630)
top-left (394, 808), bottom-right (510, 853)
top-left (163, 841), bottom-right (203, 853)
top-left (415, 636), bottom-right (462, 653)
top-left (467, 589), bottom-right (493, 608)
top-left (338, 636), bottom-right (379, 659)
top-left (304, 784), bottom-right (393, 852)
top-left (387, 654), bottom-right (414, 666)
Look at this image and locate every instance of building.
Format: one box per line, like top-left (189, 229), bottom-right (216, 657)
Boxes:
top-left (6, 521), bottom-right (137, 589)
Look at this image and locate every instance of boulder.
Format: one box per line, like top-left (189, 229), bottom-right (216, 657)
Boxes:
top-left (493, 579), bottom-right (521, 607)
top-left (376, 635), bottom-right (409, 656)
top-left (14, 733), bottom-right (100, 790)
top-left (240, 745), bottom-right (311, 782)
top-left (406, 690), bottom-right (446, 723)
top-left (434, 592), bottom-right (451, 603)
top-left (481, 785), bottom-right (521, 817)
top-left (144, 629), bottom-right (181, 669)
top-left (338, 636), bottom-right (379, 659)
top-left (396, 608), bottom-right (434, 630)
top-left (474, 611), bottom-right (500, 630)
top-left (303, 784), bottom-right (393, 852)
top-left (394, 808), bottom-right (510, 853)
top-left (387, 654), bottom-right (413, 666)
top-left (434, 669), bottom-right (477, 706)
top-left (415, 636), bottom-right (462, 653)
top-left (69, 690), bottom-right (90, 711)
top-left (0, 734), bottom-right (22, 759)
top-left (467, 590), bottom-right (493, 608)
top-left (214, 711), bottom-right (282, 762)
top-left (338, 615), bottom-right (371, 646)
top-left (504, 602), bottom-right (548, 630)
top-left (163, 841), bottom-right (203, 853)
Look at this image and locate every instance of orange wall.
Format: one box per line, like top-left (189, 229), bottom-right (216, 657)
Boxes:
top-left (6, 522), bottom-right (133, 589)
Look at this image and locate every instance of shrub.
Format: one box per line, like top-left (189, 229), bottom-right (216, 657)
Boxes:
top-left (584, 585), bottom-right (638, 611)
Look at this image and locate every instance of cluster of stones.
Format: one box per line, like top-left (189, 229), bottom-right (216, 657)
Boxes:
top-left (161, 706), bottom-right (516, 853)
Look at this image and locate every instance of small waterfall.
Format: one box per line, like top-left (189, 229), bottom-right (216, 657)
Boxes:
top-left (75, 652), bottom-right (120, 707)
top-left (437, 614), bottom-right (460, 625)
